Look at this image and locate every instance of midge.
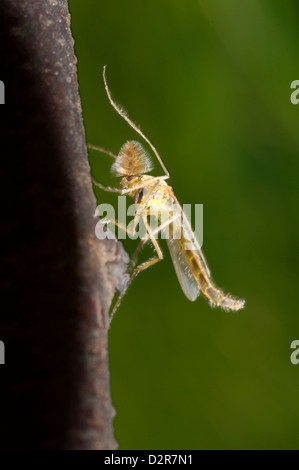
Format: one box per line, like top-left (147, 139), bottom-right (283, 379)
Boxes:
top-left (89, 66), bottom-right (245, 322)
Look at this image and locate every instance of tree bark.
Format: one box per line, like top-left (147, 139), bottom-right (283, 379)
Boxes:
top-left (0, 0), bottom-right (127, 449)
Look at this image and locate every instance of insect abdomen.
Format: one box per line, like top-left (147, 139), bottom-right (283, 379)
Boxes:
top-left (183, 243), bottom-right (245, 311)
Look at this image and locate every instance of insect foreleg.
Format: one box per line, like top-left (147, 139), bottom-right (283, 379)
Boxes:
top-left (92, 178), bottom-right (123, 193)
top-left (87, 144), bottom-right (117, 159)
top-left (120, 176), bottom-right (169, 195)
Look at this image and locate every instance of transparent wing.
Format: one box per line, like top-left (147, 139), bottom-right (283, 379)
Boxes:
top-left (159, 199), bottom-right (200, 301)
top-left (166, 236), bottom-right (200, 301)
top-left (165, 197), bottom-right (245, 311)
top-left (178, 203), bottom-right (211, 278)
top-left (162, 195), bottom-right (210, 302)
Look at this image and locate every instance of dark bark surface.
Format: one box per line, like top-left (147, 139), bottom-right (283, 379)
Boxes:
top-left (0, 0), bottom-right (128, 449)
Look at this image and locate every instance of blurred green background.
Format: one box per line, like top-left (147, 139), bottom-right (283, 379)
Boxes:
top-left (69, 0), bottom-right (299, 450)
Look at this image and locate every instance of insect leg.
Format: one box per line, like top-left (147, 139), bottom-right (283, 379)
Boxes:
top-left (103, 65), bottom-right (170, 178)
top-left (93, 177), bottom-right (166, 196)
top-left (92, 178), bottom-right (122, 193)
top-left (110, 246), bottom-right (164, 324)
top-left (88, 145), bottom-right (121, 192)
top-left (129, 212), bottom-right (169, 269)
top-left (87, 144), bottom-right (117, 159)
top-left (109, 213), bottom-right (166, 323)
top-left (109, 212), bottom-right (180, 322)
top-left (120, 176), bottom-right (168, 195)
top-left (101, 217), bottom-right (137, 238)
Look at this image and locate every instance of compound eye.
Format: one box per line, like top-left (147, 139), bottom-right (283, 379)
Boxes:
top-left (127, 175), bottom-right (135, 181)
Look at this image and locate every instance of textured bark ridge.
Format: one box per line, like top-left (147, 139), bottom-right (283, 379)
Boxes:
top-left (0, 0), bottom-right (128, 449)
